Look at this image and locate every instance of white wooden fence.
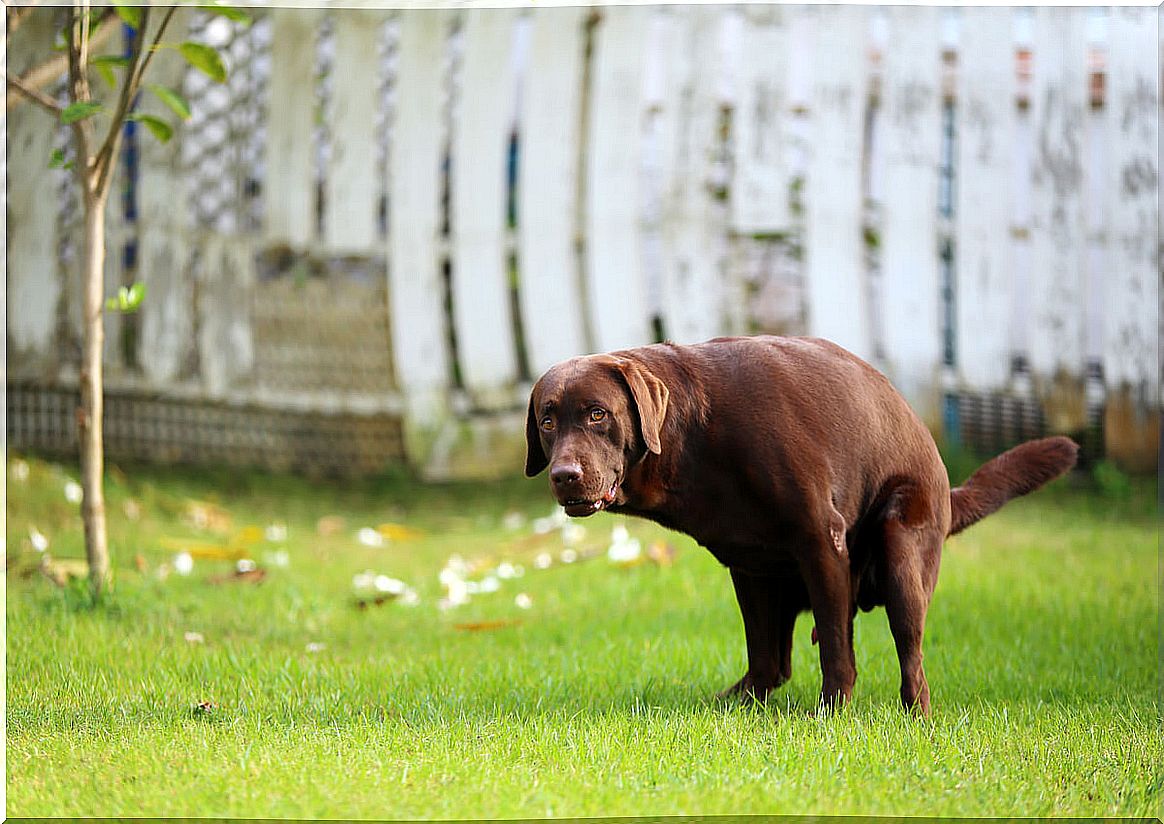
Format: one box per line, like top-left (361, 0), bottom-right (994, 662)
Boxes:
top-left (7, 5), bottom-right (1160, 476)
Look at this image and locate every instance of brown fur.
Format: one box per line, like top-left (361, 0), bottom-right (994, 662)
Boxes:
top-left (525, 336), bottom-right (1077, 713)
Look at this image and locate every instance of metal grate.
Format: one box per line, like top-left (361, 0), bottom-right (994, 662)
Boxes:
top-left (183, 11), bottom-right (271, 234)
top-left (7, 382), bottom-right (405, 477)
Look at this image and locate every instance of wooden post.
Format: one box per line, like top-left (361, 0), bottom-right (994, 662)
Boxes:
top-left (7, 9), bottom-right (62, 373)
top-left (803, 6), bottom-right (871, 361)
top-left (955, 8), bottom-right (1015, 393)
top-left (264, 8), bottom-right (321, 249)
top-left (878, 6), bottom-right (942, 425)
top-left (450, 8), bottom-right (519, 400)
top-left (1028, 8), bottom-right (1088, 431)
top-left (585, 5), bottom-right (651, 352)
top-left (325, 10), bottom-right (384, 255)
top-left (1102, 7), bottom-right (1159, 471)
top-left (517, 6), bottom-right (588, 376)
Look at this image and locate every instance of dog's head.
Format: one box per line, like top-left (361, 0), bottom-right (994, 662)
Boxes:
top-left (524, 354), bottom-right (669, 517)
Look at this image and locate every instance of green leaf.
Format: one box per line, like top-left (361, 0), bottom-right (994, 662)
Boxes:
top-left (106, 282), bottom-right (148, 313)
top-left (198, 3), bottom-right (252, 25)
top-left (179, 42), bottom-right (227, 83)
top-left (48, 149), bottom-right (67, 169)
top-left (92, 54), bottom-right (131, 69)
top-left (147, 84), bottom-right (191, 120)
top-left (91, 55), bottom-right (131, 89)
top-left (60, 101), bottom-right (103, 125)
top-left (128, 113), bottom-right (174, 143)
top-left (112, 2), bottom-right (143, 30)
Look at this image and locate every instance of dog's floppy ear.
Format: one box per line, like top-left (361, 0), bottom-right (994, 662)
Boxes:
top-left (524, 384), bottom-right (549, 477)
top-left (613, 358), bottom-right (669, 455)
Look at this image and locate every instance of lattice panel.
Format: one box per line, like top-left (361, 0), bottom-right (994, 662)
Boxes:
top-left (8, 382), bottom-right (405, 477)
top-left (183, 11), bottom-right (271, 234)
top-left (252, 267), bottom-right (396, 393)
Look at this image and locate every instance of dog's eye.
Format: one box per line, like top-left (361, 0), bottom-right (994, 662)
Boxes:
top-left (540, 416), bottom-right (554, 431)
top-left (588, 408), bottom-right (607, 423)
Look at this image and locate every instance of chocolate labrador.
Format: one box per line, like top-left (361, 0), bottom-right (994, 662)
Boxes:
top-left (524, 336), bottom-right (1078, 713)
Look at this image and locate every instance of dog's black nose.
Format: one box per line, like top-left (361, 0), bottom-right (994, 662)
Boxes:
top-left (550, 462), bottom-right (583, 487)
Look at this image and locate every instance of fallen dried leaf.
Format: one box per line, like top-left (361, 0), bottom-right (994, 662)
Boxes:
top-left (317, 515), bottom-right (346, 536)
top-left (454, 619), bottom-right (522, 632)
top-left (376, 522), bottom-right (424, 541)
top-left (207, 568), bottom-right (267, 585)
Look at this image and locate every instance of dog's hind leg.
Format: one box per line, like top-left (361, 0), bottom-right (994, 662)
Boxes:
top-left (798, 509), bottom-right (859, 710)
top-left (881, 518), bottom-right (942, 714)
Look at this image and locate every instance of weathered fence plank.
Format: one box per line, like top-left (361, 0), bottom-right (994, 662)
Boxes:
top-left (325, 10), bottom-right (383, 254)
top-left (197, 235), bottom-right (256, 397)
top-left (388, 10), bottom-right (451, 402)
top-left (7, 10), bottom-right (61, 372)
top-left (878, 6), bottom-right (942, 424)
top-left (803, 6), bottom-right (871, 360)
top-left (1028, 7), bottom-right (1088, 425)
top-left (264, 8), bottom-right (321, 248)
top-left (517, 6), bottom-right (589, 375)
top-left (730, 6), bottom-right (791, 235)
top-left (137, 25), bottom-right (194, 386)
top-left (1101, 6), bottom-right (1160, 470)
top-left (954, 8), bottom-right (1015, 392)
top-left (450, 8), bottom-right (519, 398)
top-left (658, 6), bottom-right (726, 345)
top-left (1103, 7), bottom-right (1158, 398)
top-left (585, 5), bottom-right (651, 352)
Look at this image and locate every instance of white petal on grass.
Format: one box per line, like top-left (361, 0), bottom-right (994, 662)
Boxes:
top-left (64, 480), bottom-right (83, 504)
top-left (352, 570), bottom-right (376, 591)
top-left (236, 558), bottom-right (257, 573)
top-left (11, 459), bottom-right (30, 482)
top-left (264, 523), bottom-right (288, 542)
top-left (560, 549), bottom-right (578, 564)
top-left (479, 575), bottom-right (501, 593)
top-left (28, 526), bottom-right (49, 553)
top-left (561, 522), bottom-right (586, 547)
top-left (357, 527), bottom-right (386, 547)
top-left (306, 642), bottom-right (326, 653)
top-left (515, 593), bottom-right (533, 609)
top-left (184, 631), bottom-right (205, 644)
top-left (263, 549), bottom-right (290, 568)
top-left (534, 552), bottom-right (552, 570)
top-left (400, 589), bottom-right (421, 606)
top-left (374, 575), bottom-right (406, 595)
top-left (501, 511), bottom-right (526, 530)
top-left (173, 552), bottom-right (194, 575)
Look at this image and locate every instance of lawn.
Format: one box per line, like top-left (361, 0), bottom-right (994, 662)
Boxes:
top-left (5, 451), bottom-right (1160, 818)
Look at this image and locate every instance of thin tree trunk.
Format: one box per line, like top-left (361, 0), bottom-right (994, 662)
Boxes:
top-left (79, 191), bottom-right (110, 597)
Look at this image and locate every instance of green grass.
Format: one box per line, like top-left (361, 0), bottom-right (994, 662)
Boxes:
top-left (5, 453), bottom-right (1161, 818)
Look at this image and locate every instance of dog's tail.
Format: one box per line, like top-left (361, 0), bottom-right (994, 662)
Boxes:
top-left (948, 436), bottom-right (1079, 536)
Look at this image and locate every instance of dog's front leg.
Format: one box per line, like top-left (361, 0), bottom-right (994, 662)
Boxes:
top-left (719, 568), bottom-right (789, 702)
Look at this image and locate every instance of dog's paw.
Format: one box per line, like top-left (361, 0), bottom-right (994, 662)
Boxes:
top-left (716, 671), bottom-right (786, 703)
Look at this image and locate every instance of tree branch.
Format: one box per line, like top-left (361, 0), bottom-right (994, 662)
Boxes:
top-left (5, 72), bottom-right (64, 115)
top-left (93, 6), bottom-right (168, 196)
top-left (65, 5), bottom-right (94, 201)
top-left (5, 11), bottom-right (118, 112)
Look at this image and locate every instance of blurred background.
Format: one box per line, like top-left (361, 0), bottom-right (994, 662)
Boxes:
top-left (8, 4), bottom-right (1160, 480)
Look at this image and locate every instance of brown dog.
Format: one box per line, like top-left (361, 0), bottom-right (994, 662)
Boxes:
top-left (524, 336), bottom-right (1078, 713)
